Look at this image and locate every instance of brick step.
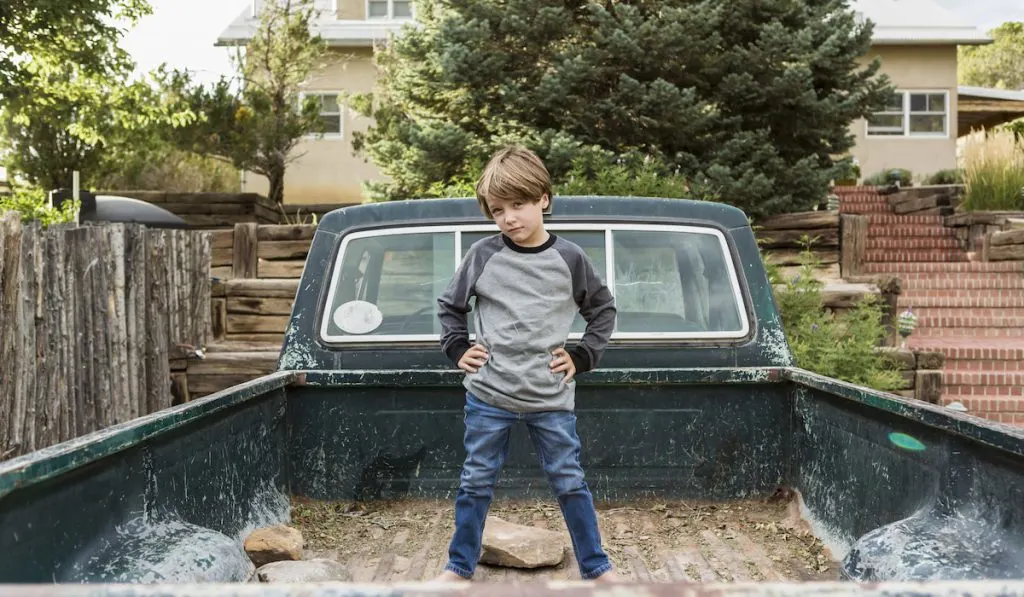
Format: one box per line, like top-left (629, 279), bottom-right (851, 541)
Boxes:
top-left (913, 327), bottom-right (1024, 338)
top-left (901, 288), bottom-right (1024, 298)
top-left (941, 397), bottom-right (1024, 413)
top-left (953, 411), bottom-right (1024, 426)
top-left (867, 237), bottom-right (962, 250)
top-left (909, 338), bottom-right (1024, 360)
top-left (841, 203), bottom-right (893, 214)
top-left (864, 261), bottom-right (1023, 273)
top-left (899, 275), bottom-right (1024, 290)
top-left (945, 360), bottom-right (1024, 371)
top-left (911, 307), bottom-right (1024, 319)
top-left (867, 225), bottom-right (958, 238)
top-left (943, 370), bottom-right (1024, 388)
top-left (898, 294), bottom-right (1024, 308)
top-left (865, 250), bottom-right (968, 263)
top-left (865, 214), bottom-right (944, 225)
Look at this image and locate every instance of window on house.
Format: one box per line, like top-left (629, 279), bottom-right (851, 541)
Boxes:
top-left (867, 90), bottom-right (948, 137)
top-left (303, 92), bottom-right (343, 138)
top-left (368, 0), bottom-right (412, 19)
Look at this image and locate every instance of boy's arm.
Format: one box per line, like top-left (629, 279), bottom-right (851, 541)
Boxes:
top-left (437, 245), bottom-right (482, 366)
top-left (568, 251), bottom-right (616, 374)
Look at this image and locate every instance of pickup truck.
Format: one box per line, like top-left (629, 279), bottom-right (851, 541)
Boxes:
top-left (2, 196), bottom-right (1023, 595)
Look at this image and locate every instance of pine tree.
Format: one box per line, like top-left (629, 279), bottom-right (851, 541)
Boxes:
top-left (351, 0), bottom-right (893, 219)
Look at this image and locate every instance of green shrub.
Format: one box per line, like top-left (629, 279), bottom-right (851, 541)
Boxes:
top-left (925, 169), bottom-right (963, 185)
top-left (0, 186), bottom-right (79, 227)
top-left (863, 168), bottom-right (913, 186)
top-left (960, 128), bottom-right (1024, 211)
top-left (764, 242), bottom-right (904, 392)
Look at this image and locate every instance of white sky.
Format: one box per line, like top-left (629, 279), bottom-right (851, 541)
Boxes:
top-left (112, 0), bottom-right (1024, 85)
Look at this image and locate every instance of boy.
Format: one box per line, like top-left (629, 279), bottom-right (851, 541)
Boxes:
top-left (434, 146), bottom-right (620, 583)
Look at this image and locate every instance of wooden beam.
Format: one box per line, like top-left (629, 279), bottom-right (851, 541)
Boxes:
top-left (840, 215), bottom-right (868, 278)
top-left (232, 223), bottom-right (259, 278)
top-left (225, 278), bottom-right (300, 298)
top-left (757, 211), bottom-right (839, 230)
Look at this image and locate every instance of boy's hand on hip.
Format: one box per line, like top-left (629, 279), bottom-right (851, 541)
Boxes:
top-left (550, 347), bottom-right (576, 383)
top-left (459, 344), bottom-right (489, 373)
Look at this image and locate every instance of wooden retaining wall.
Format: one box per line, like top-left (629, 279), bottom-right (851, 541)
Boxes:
top-left (756, 211), bottom-right (841, 280)
top-left (0, 214), bottom-right (210, 461)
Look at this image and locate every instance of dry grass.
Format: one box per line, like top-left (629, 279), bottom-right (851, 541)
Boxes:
top-left (960, 128), bottom-right (1024, 211)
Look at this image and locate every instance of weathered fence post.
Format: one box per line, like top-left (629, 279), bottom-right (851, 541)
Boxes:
top-left (840, 214), bottom-right (868, 278)
top-left (0, 213), bottom-right (22, 459)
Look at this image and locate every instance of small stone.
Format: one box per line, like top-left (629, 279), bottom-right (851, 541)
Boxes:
top-left (244, 525), bottom-right (304, 567)
top-left (479, 516), bottom-right (566, 569)
top-left (254, 559), bottom-right (351, 583)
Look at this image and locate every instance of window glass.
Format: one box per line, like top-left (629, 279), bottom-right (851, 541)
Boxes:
top-left (393, 0), bottom-right (412, 17)
top-left (368, 0), bottom-right (388, 17)
top-left (322, 226), bottom-right (747, 342)
top-left (612, 230), bottom-right (743, 334)
top-left (323, 232), bottom-right (455, 337)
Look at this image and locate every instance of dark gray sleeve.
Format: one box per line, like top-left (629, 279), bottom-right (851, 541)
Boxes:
top-left (436, 237), bottom-right (499, 366)
top-left (559, 244), bottom-right (616, 373)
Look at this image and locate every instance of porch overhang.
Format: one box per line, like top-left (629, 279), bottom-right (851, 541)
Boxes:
top-left (958, 86), bottom-right (1024, 136)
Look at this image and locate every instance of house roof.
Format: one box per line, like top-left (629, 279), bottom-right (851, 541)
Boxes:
top-left (959, 86), bottom-right (1024, 101)
top-left (217, 0), bottom-right (992, 47)
top-left (850, 0), bottom-right (991, 45)
top-left (215, 4), bottom-right (410, 47)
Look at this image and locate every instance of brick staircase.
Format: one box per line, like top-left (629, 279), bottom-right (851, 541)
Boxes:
top-left (838, 187), bottom-right (1024, 427)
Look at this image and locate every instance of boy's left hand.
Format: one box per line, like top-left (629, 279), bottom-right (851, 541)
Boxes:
top-left (550, 347), bottom-right (576, 383)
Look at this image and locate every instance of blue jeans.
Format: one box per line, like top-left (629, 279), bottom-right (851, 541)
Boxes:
top-left (444, 392), bottom-right (612, 580)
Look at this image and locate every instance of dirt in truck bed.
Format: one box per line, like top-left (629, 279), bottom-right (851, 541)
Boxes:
top-left (290, 495), bottom-right (840, 584)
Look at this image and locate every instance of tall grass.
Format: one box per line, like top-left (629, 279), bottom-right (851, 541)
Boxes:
top-left (960, 128), bottom-right (1024, 211)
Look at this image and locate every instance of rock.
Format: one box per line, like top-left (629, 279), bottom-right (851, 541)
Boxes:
top-left (480, 516), bottom-right (566, 569)
top-left (244, 525), bottom-right (304, 567)
top-left (64, 517), bottom-right (255, 583)
top-left (254, 559), bottom-right (352, 583)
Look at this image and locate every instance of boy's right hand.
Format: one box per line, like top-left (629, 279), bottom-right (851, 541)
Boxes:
top-left (458, 344), bottom-right (489, 373)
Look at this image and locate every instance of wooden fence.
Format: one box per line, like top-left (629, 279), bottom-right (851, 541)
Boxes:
top-left (0, 214), bottom-right (210, 461)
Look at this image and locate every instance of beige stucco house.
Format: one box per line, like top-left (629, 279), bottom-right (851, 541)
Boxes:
top-left (217, 0), bottom-right (997, 205)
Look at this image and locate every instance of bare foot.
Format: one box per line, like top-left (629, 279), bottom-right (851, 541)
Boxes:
top-left (431, 569), bottom-right (471, 583)
top-left (592, 569), bottom-right (624, 583)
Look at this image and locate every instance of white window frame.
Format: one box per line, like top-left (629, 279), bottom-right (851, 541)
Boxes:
top-left (299, 91), bottom-right (344, 140)
top-left (365, 0), bottom-right (413, 20)
top-left (318, 223), bottom-right (751, 344)
top-left (866, 89), bottom-right (949, 139)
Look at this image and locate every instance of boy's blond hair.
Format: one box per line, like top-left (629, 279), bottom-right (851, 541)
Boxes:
top-left (475, 146), bottom-right (552, 219)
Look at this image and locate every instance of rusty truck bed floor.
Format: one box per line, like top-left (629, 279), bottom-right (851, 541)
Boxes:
top-left (290, 495), bottom-right (840, 584)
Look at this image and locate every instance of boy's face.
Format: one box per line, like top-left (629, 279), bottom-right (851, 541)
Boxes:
top-left (487, 194), bottom-right (550, 247)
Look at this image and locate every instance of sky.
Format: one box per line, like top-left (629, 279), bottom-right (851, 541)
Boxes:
top-left (119, 0), bottom-right (1024, 85)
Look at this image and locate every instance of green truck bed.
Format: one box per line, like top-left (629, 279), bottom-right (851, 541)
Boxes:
top-left (1, 197), bottom-right (1023, 595)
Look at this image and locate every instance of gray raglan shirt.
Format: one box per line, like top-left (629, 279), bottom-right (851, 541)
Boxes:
top-left (437, 233), bottom-right (616, 413)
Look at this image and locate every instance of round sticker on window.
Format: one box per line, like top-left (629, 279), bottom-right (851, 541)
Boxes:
top-left (333, 300), bottom-right (383, 334)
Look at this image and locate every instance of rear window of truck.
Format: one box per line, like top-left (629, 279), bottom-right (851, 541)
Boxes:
top-left (319, 224), bottom-right (750, 343)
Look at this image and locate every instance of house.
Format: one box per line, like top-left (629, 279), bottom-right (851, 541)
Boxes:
top-left (217, 0), bottom-right (999, 205)
top-left (849, 0), bottom-right (990, 181)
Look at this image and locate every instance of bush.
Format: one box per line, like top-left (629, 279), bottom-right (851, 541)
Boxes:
top-left (925, 168), bottom-right (963, 185)
top-left (960, 128), bottom-right (1024, 211)
top-left (0, 185), bottom-right (79, 227)
top-left (94, 148), bottom-right (240, 193)
top-left (863, 168), bottom-right (913, 186)
top-left (764, 243), bottom-right (904, 392)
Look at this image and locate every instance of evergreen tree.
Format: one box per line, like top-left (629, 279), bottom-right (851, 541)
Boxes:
top-left (351, 0), bottom-right (893, 219)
